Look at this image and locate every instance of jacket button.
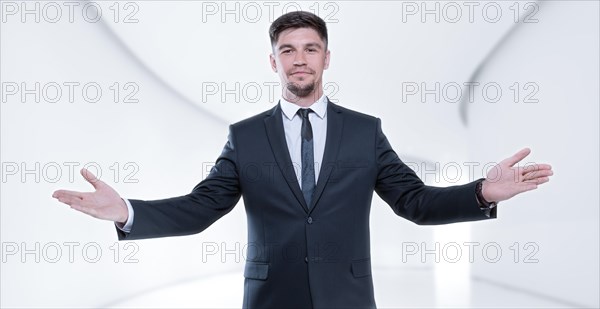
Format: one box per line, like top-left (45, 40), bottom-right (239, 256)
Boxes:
top-left (305, 256), bottom-right (308, 263)
top-left (307, 217), bottom-right (313, 224)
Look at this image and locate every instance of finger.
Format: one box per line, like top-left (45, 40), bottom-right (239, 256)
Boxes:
top-left (524, 176), bottom-right (550, 185)
top-left (523, 169), bottom-right (553, 178)
top-left (56, 195), bottom-right (82, 206)
top-left (501, 148), bottom-right (531, 167)
top-left (537, 177), bottom-right (550, 185)
top-left (522, 169), bottom-right (553, 181)
top-left (519, 163), bottom-right (553, 175)
top-left (81, 168), bottom-right (104, 190)
top-left (517, 182), bottom-right (538, 194)
top-left (534, 163), bottom-right (552, 171)
top-left (52, 190), bottom-right (85, 199)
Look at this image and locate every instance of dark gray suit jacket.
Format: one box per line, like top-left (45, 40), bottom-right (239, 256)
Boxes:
top-left (117, 101), bottom-right (496, 308)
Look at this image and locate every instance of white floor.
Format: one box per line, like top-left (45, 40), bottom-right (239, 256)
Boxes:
top-left (105, 266), bottom-right (581, 308)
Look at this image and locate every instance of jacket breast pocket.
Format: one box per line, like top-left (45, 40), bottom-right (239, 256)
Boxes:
top-left (351, 258), bottom-right (372, 278)
top-left (244, 262), bottom-right (269, 280)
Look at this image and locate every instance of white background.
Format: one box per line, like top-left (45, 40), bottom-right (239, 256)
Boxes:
top-left (1, 1), bottom-right (598, 308)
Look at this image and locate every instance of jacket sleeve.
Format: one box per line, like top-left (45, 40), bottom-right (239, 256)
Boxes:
top-left (116, 126), bottom-right (242, 240)
top-left (373, 119), bottom-right (496, 225)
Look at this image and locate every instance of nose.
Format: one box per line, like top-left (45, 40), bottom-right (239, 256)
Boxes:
top-left (293, 51), bottom-right (306, 66)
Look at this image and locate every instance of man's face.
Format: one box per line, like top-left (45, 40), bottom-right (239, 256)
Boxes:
top-left (270, 27), bottom-right (330, 101)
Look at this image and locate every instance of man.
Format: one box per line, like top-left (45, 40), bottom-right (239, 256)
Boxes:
top-left (52, 11), bottom-right (553, 309)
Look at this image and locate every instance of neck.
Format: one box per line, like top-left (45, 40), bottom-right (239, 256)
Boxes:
top-left (282, 87), bottom-right (324, 108)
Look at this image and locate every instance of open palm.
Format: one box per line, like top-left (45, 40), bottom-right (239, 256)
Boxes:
top-left (52, 168), bottom-right (128, 223)
top-left (482, 148), bottom-right (553, 202)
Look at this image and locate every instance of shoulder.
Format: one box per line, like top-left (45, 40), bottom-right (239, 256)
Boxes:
top-left (330, 102), bottom-right (377, 120)
top-left (329, 102), bottom-right (380, 128)
top-left (229, 105), bottom-right (278, 130)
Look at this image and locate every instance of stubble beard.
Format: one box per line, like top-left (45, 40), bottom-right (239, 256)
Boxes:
top-left (286, 81), bottom-right (316, 100)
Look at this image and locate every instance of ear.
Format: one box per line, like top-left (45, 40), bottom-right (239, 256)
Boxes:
top-left (324, 49), bottom-right (331, 70)
top-left (270, 54), bottom-right (277, 73)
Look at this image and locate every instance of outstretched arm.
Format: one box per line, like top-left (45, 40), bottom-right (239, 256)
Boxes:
top-left (52, 127), bottom-right (242, 240)
top-left (374, 119), bottom-right (553, 225)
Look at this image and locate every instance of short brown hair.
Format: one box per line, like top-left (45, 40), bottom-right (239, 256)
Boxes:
top-left (269, 11), bottom-right (328, 49)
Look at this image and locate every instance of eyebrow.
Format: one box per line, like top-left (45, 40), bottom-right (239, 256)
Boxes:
top-left (278, 42), bottom-right (323, 51)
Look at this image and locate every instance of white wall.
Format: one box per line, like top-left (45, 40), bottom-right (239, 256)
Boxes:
top-left (1, 1), bottom-right (597, 308)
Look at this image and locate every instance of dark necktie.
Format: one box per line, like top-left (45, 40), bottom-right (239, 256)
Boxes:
top-left (297, 108), bottom-right (315, 208)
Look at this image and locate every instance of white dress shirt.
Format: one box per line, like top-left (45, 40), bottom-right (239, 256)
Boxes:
top-left (116, 94), bottom-right (329, 233)
top-left (279, 93), bottom-right (328, 188)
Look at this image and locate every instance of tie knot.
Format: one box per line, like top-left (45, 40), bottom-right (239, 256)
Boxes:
top-left (297, 108), bottom-right (313, 119)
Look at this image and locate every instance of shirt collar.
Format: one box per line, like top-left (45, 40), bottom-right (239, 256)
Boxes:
top-left (280, 93), bottom-right (328, 121)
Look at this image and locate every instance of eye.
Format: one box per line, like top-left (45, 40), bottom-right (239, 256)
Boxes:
top-left (282, 49), bottom-right (292, 54)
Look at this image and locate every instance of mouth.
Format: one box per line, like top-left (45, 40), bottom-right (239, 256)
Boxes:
top-left (291, 71), bottom-right (311, 76)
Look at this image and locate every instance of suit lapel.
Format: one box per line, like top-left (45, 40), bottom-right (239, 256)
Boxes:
top-left (308, 100), bottom-right (343, 213)
top-left (264, 100), bottom-right (345, 214)
top-left (264, 103), bottom-right (310, 213)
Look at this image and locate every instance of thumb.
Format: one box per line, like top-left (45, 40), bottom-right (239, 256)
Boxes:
top-left (80, 168), bottom-right (104, 190)
top-left (501, 147), bottom-right (531, 167)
